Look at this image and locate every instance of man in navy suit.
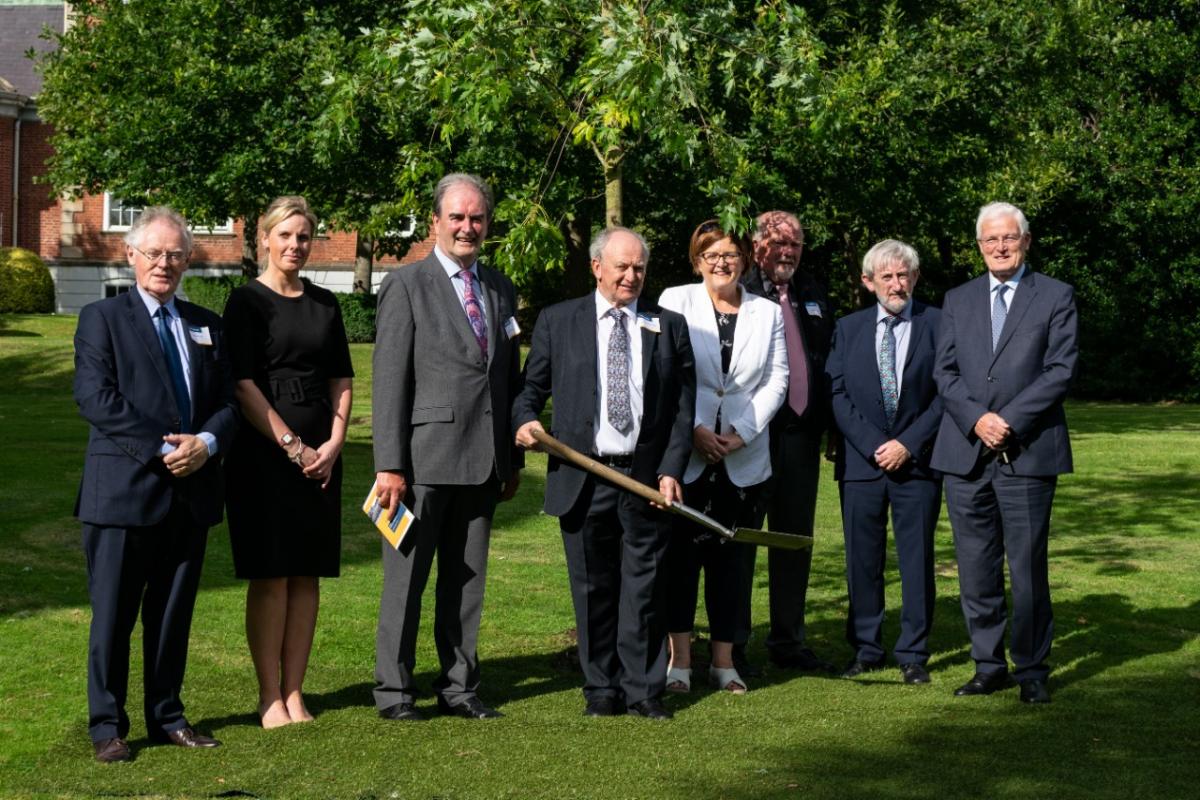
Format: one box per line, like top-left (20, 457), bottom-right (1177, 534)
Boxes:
top-left (933, 202), bottom-right (1077, 704)
top-left (74, 207), bottom-right (238, 761)
top-left (513, 227), bottom-right (695, 720)
top-left (826, 239), bottom-right (942, 684)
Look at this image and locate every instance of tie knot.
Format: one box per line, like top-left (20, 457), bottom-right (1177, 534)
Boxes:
top-left (458, 268), bottom-right (472, 281)
top-left (156, 306), bottom-right (171, 322)
top-left (607, 308), bottom-right (626, 324)
top-left (995, 284), bottom-right (1009, 298)
top-left (881, 314), bottom-right (900, 330)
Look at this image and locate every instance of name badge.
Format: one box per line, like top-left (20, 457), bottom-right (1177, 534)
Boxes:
top-left (189, 326), bottom-right (213, 346)
top-left (637, 314), bottom-right (661, 333)
top-left (503, 316), bottom-right (521, 340)
top-left (804, 302), bottom-right (822, 318)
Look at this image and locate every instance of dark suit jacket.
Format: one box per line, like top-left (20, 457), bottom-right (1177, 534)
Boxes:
top-left (512, 295), bottom-right (696, 518)
top-left (827, 300), bottom-right (943, 482)
top-left (372, 254), bottom-right (523, 486)
top-left (73, 290), bottom-right (238, 529)
top-left (742, 267), bottom-right (834, 433)
top-left (931, 269), bottom-right (1077, 477)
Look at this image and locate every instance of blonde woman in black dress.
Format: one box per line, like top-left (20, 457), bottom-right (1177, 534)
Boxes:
top-left (223, 196), bottom-right (354, 727)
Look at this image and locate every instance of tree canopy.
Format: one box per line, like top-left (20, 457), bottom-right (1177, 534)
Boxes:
top-left (36, 0), bottom-right (1200, 398)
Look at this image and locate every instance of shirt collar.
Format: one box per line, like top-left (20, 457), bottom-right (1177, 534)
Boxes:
top-left (876, 301), bottom-right (913, 325)
top-left (135, 284), bottom-right (179, 319)
top-left (988, 263), bottom-right (1026, 292)
top-left (434, 244), bottom-right (479, 281)
top-left (594, 291), bottom-right (638, 321)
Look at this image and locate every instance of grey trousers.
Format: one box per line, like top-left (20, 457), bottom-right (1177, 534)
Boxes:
top-left (373, 480), bottom-right (498, 709)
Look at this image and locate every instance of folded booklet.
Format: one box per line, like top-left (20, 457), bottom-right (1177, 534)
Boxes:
top-left (362, 480), bottom-right (416, 550)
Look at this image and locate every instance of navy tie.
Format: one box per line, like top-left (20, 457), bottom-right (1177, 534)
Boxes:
top-left (992, 284), bottom-right (1009, 352)
top-left (155, 306), bottom-right (192, 433)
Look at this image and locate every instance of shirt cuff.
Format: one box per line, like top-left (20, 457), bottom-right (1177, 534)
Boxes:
top-left (198, 432), bottom-right (218, 457)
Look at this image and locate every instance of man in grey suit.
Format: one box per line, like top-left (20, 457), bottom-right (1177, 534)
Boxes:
top-left (372, 173), bottom-right (523, 720)
top-left (933, 202), bottom-right (1077, 704)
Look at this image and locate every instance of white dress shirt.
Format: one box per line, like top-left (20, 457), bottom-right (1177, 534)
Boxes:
top-left (988, 263), bottom-right (1026, 313)
top-left (434, 244), bottom-right (489, 330)
top-left (593, 292), bottom-right (644, 456)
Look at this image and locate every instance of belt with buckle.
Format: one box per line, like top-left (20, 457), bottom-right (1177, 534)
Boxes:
top-left (591, 453), bottom-right (634, 468)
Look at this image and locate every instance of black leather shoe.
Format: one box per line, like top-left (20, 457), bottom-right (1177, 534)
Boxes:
top-left (93, 737), bottom-right (131, 763)
top-left (769, 648), bottom-right (836, 673)
top-left (158, 727), bottom-right (220, 748)
top-left (731, 645), bottom-right (763, 678)
top-left (583, 697), bottom-right (625, 717)
top-left (626, 698), bottom-right (673, 720)
top-left (1019, 679), bottom-right (1052, 704)
top-left (841, 659), bottom-right (886, 679)
top-left (379, 702), bottom-right (426, 721)
top-left (954, 671), bottom-right (1012, 696)
top-left (899, 663), bottom-right (931, 684)
top-left (437, 696), bottom-right (503, 719)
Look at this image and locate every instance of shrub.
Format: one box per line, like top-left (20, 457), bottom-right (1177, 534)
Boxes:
top-left (0, 247), bottom-right (55, 313)
top-left (336, 291), bottom-right (376, 343)
top-left (181, 274), bottom-right (247, 314)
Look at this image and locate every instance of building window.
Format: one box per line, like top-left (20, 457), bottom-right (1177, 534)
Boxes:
top-left (104, 282), bottom-right (133, 299)
top-left (102, 193), bottom-right (234, 235)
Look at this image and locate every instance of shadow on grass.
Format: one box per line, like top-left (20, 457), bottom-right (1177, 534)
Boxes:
top-left (1067, 400), bottom-right (1200, 435)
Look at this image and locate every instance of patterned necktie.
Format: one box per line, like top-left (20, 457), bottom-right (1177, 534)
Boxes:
top-left (458, 269), bottom-right (488, 360)
top-left (776, 282), bottom-right (810, 417)
top-left (155, 306), bottom-right (192, 433)
top-left (992, 284), bottom-right (1009, 352)
top-left (879, 315), bottom-right (900, 431)
top-left (606, 308), bottom-right (632, 433)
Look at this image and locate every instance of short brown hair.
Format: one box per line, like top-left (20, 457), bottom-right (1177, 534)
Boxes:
top-left (688, 219), bottom-right (750, 275)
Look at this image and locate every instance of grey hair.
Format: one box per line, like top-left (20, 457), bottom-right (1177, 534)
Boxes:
top-left (752, 210), bottom-right (803, 244)
top-left (975, 202), bottom-right (1029, 239)
top-left (124, 206), bottom-right (193, 254)
top-left (589, 226), bottom-right (650, 263)
top-left (862, 239), bottom-right (920, 278)
top-left (433, 173), bottom-right (494, 218)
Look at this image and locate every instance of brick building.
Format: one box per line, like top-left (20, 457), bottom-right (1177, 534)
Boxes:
top-left (0, 1), bottom-right (430, 313)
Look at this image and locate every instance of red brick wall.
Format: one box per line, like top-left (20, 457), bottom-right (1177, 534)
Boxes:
top-left (17, 121), bottom-right (59, 256)
top-left (0, 119), bottom-right (12, 247)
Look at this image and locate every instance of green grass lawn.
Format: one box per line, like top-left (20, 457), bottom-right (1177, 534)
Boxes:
top-left (1, 312), bottom-right (1198, 799)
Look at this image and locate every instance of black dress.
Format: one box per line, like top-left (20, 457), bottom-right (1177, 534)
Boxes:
top-left (222, 278), bottom-right (354, 579)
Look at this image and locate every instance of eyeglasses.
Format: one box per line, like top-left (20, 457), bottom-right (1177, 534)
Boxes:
top-left (977, 234), bottom-right (1025, 251)
top-left (132, 245), bottom-right (187, 265)
top-left (699, 252), bottom-right (743, 265)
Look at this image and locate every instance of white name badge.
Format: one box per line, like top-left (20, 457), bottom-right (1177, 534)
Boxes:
top-left (804, 302), bottom-right (823, 318)
top-left (503, 316), bottom-right (521, 339)
top-left (637, 314), bottom-right (661, 333)
top-left (189, 326), bottom-right (213, 346)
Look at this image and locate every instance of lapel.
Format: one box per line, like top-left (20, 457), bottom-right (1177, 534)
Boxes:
top-left (991, 269), bottom-right (1037, 364)
top-left (638, 305), bottom-right (660, 385)
top-left (423, 257), bottom-right (483, 359)
top-left (902, 302), bottom-right (925, 381)
top-left (857, 308), bottom-right (883, 392)
top-left (176, 301), bottom-right (204, 411)
top-left (573, 297), bottom-right (599, 403)
top-left (124, 290), bottom-right (177, 403)
top-left (684, 285), bottom-right (722, 388)
top-left (726, 287), bottom-right (757, 384)
top-left (479, 266), bottom-right (502, 364)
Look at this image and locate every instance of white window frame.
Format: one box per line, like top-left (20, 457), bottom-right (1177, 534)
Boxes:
top-left (102, 192), bottom-right (234, 235)
top-left (102, 279), bottom-right (134, 299)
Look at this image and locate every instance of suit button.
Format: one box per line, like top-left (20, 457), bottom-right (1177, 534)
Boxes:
top-left (716, 389), bottom-right (724, 397)
top-left (484, 409), bottom-right (491, 416)
top-left (987, 376), bottom-right (996, 383)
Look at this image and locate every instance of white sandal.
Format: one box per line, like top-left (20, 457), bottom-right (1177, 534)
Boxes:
top-left (665, 666), bottom-right (692, 693)
top-left (709, 665), bottom-right (747, 695)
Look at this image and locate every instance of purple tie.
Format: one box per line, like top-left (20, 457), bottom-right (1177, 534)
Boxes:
top-left (458, 269), bottom-right (488, 360)
top-left (776, 282), bottom-right (810, 417)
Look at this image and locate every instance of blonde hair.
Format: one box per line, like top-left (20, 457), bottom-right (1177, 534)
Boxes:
top-left (261, 195), bottom-right (318, 238)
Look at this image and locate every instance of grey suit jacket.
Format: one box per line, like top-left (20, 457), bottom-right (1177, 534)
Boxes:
top-left (372, 254), bottom-right (523, 486)
top-left (931, 269), bottom-right (1077, 477)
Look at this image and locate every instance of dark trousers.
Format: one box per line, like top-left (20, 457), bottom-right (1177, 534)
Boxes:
top-left (559, 471), bottom-right (671, 705)
top-left (944, 465), bottom-right (1057, 682)
top-left (666, 465), bottom-right (760, 641)
top-left (374, 480), bottom-right (498, 709)
top-left (737, 424), bottom-right (822, 656)
top-left (83, 504), bottom-right (208, 742)
top-left (840, 474), bottom-right (940, 665)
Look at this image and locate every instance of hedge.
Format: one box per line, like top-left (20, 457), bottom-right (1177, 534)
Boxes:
top-left (0, 247), bottom-right (55, 313)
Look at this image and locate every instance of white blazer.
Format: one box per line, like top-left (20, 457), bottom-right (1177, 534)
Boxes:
top-left (659, 282), bottom-right (788, 487)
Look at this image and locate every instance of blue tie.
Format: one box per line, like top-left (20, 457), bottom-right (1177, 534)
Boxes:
top-left (879, 315), bottom-right (900, 431)
top-left (992, 284), bottom-right (1009, 352)
top-left (155, 306), bottom-right (192, 433)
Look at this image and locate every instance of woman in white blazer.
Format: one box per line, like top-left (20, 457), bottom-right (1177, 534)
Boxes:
top-left (658, 219), bottom-right (789, 694)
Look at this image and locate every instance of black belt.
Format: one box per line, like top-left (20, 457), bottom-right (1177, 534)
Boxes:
top-left (269, 376), bottom-right (326, 405)
top-left (591, 453), bottom-right (634, 468)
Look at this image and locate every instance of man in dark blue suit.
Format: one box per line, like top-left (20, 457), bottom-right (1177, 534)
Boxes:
top-left (827, 239), bottom-right (943, 684)
top-left (933, 202), bottom-right (1077, 704)
top-left (74, 207), bottom-right (238, 761)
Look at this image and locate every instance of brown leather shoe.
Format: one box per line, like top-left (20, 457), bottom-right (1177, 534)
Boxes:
top-left (159, 727), bottom-right (221, 748)
top-left (93, 737), bottom-right (131, 763)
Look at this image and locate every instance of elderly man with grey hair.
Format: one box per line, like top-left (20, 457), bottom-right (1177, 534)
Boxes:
top-left (826, 239), bottom-right (943, 684)
top-left (513, 226), bottom-right (695, 720)
top-left (932, 202), bottom-right (1077, 704)
top-left (371, 173), bottom-right (524, 721)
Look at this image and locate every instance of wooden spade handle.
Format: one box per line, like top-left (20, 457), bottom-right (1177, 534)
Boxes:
top-left (531, 428), bottom-right (666, 506)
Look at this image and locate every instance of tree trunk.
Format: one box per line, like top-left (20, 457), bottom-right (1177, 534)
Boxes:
top-left (353, 233), bottom-right (374, 294)
top-left (561, 209), bottom-right (593, 296)
top-left (241, 216), bottom-right (259, 279)
top-left (603, 145), bottom-right (624, 228)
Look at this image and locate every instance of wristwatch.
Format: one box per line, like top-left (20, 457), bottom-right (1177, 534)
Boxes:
top-left (280, 432), bottom-right (296, 448)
